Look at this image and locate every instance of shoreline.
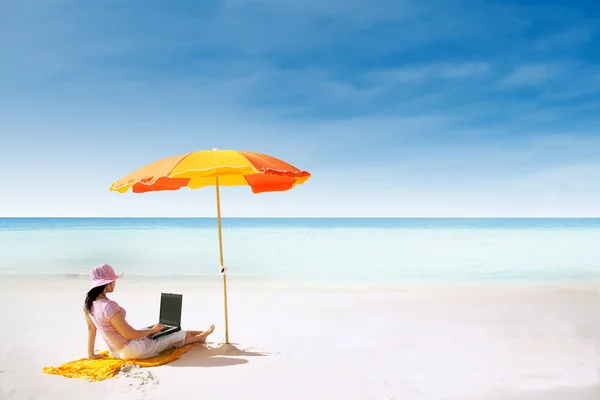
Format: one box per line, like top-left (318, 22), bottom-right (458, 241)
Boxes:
top-left (0, 274), bottom-right (600, 298)
top-left (3, 273), bottom-right (600, 291)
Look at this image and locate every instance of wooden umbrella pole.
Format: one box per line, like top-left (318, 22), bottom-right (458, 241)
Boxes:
top-left (215, 177), bottom-right (230, 344)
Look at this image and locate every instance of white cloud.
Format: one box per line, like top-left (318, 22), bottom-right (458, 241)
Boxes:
top-left (534, 22), bottom-right (600, 51)
top-left (501, 64), bottom-right (559, 86)
top-left (373, 62), bottom-right (490, 84)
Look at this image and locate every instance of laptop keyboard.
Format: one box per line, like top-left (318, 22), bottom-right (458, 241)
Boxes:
top-left (148, 326), bottom-right (174, 339)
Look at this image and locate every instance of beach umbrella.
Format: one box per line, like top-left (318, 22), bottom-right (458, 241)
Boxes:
top-left (108, 149), bottom-right (311, 343)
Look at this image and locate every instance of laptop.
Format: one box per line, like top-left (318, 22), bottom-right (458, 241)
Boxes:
top-left (145, 293), bottom-right (183, 340)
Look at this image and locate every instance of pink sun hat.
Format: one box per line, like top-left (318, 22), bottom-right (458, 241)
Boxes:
top-left (89, 264), bottom-right (123, 290)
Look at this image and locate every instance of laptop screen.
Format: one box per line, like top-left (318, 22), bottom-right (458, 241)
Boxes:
top-left (159, 293), bottom-right (182, 327)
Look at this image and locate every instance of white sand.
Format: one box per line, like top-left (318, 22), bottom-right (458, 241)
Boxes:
top-left (1, 277), bottom-right (600, 399)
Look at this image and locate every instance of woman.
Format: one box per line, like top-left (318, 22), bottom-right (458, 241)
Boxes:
top-left (83, 264), bottom-right (215, 360)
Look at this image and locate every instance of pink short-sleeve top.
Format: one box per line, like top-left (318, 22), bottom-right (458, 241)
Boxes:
top-left (87, 298), bottom-right (131, 351)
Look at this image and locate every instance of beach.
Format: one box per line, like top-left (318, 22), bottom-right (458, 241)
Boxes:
top-left (2, 276), bottom-right (600, 400)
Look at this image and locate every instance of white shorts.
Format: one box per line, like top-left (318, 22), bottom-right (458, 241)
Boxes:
top-left (113, 330), bottom-right (187, 360)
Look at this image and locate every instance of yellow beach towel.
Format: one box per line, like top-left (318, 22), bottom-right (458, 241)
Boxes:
top-left (42, 345), bottom-right (197, 382)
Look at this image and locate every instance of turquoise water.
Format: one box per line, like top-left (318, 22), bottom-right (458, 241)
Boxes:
top-left (1, 218), bottom-right (600, 283)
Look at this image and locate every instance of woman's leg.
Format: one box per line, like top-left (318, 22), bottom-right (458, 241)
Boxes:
top-left (184, 325), bottom-right (216, 345)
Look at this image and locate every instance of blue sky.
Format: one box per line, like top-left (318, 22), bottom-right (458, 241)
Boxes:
top-left (1, 0), bottom-right (599, 217)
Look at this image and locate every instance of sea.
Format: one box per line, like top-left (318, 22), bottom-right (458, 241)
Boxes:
top-left (1, 218), bottom-right (599, 283)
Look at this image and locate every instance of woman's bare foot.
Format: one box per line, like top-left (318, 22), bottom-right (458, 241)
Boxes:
top-left (185, 325), bottom-right (216, 344)
top-left (186, 325), bottom-right (216, 336)
top-left (197, 325), bottom-right (215, 341)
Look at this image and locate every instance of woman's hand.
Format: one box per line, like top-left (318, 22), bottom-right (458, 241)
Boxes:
top-left (151, 324), bottom-right (166, 333)
top-left (88, 352), bottom-right (107, 360)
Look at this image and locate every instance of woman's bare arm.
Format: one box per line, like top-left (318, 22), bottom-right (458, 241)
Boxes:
top-left (109, 312), bottom-right (162, 340)
top-left (83, 309), bottom-right (103, 359)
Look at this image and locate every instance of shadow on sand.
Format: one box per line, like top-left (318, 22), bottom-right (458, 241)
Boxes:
top-left (168, 343), bottom-right (269, 368)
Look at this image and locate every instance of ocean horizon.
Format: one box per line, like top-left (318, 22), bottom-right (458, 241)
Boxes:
top-left (1, 217), bottom-right (600, 283)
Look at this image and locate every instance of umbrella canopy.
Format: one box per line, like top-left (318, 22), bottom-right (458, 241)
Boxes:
top-left (109, 149), bottom-right (311, 343)
top-left (109, 149), bottom-right (311, 194)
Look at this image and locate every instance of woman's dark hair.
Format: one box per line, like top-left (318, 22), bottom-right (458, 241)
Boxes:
top-left (85, 284), bottom-right (108, 315)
